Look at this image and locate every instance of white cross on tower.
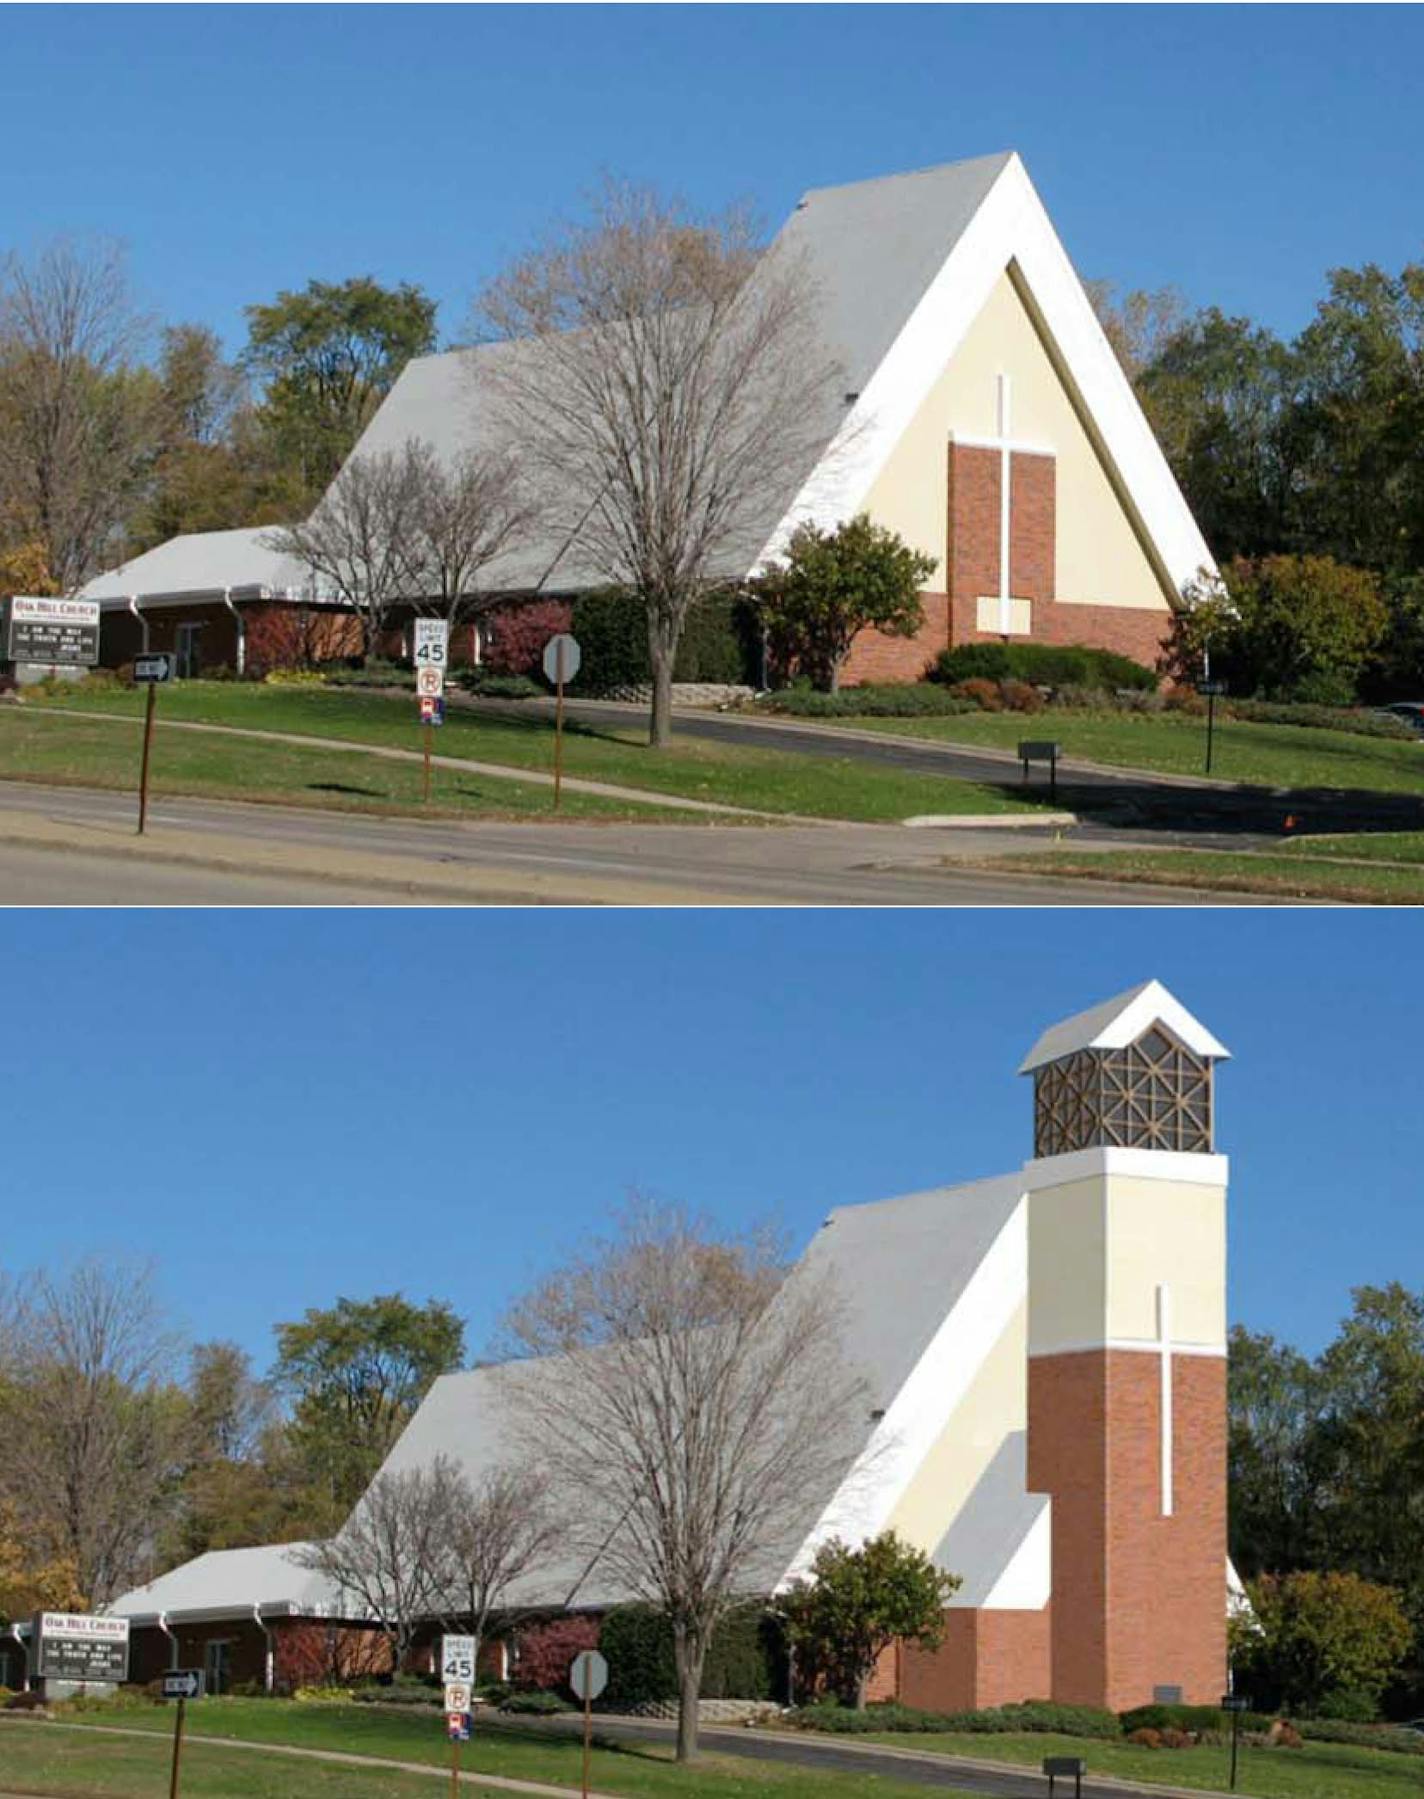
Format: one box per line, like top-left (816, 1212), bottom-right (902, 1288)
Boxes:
top-left (1156, 1282), bottom-right (1175, 1517)
top-left (994, 372), bottom-right (1014, 635)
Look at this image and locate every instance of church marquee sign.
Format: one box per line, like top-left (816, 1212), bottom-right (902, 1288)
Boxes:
top-left (31, 1611), bottom-right (131, 1684)
top-left (5, 596), bottom-right (102, 667)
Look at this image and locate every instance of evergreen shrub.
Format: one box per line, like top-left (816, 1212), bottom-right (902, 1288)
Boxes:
top-left (567, 590), bottom-right (760, 694)
top-left (759, 685), bottom-right (977, 718)
top-left (599, 1602), bottom-right (781, 1705)
top-left (931, 642), bottom-right (1157, 691)
top-left (792, 1699), bottom-right (1121, 1738)
top-left (1119, 1703), bottom-right (1224, 1735)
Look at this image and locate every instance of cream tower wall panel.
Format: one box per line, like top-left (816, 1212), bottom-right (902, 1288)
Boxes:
top-left (860, 271), bottom-right (1172, 612)
top-left (1025, 1175), bottom-right (1108, 1356)
top-left (1104, 1176), bottom-right (1226, 1347)
top-left (886, 1298), bottom-right (1028, 1553)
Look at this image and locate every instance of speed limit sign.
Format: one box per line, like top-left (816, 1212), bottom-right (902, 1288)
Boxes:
top-left (441, 1634), bottom-right (476, 1683)
top-left (414, 618), bottom-right (449, 668)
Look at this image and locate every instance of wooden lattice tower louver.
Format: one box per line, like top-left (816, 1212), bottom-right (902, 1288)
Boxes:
top-left (1032, 1024), bottom-right (1213, 1157)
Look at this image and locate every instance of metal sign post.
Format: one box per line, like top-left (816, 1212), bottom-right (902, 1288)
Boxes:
top-left (541, 635), bottom-right (581, 811)
top-left (569, 1649), bottom-right (607, 1799)
top-left (132, 653), bottom-right (174, 834)
top-left (1199, 679), bottom-right (1227, 775)
top-left (1221, 1693), bottom-right (1249, 1790)
top-left (414, 620), bottom-right (450, 806)
top-left (162, 1669), bottom-right (204, 1799)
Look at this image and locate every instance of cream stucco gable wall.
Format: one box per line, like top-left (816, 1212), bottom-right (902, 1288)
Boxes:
top-left (860, 267), bottom-right (1174, 613)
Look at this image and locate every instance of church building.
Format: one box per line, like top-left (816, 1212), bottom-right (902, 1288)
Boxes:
top-left (75, 154), bottom-right (1213, 684)
top-left (100, 981), bottom-right (1233, 1711)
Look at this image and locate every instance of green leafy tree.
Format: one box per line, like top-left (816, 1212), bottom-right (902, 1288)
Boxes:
top-left (1227, 1324), bottom-right (1327, 1578)
top-left (1214, 555), bottom-right (1386, 704)
top-left (780, 1530), bottom-right (960, 1707)
top-left (754, 515), bottom-right (935, 692)
top-left (1235, 1570), bottom-right (1411, 1716)
top-left (271, 1293), bottom-right (464, 1519)
top-left (243, 276), bottom-right (437, 501)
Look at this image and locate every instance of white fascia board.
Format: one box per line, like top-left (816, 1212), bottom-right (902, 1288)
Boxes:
top-left (980, 1498), bottom-right (1052, 1611)
top-left (773, 1188), bottom-right (1027, 1591)
top-left (752, 154), bottom-right (1217, 604)
top-left (1022, 1146), bottom-right (1229, 1189)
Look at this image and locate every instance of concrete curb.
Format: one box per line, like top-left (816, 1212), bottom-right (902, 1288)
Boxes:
top-left (902, 811), bottom-right (1078, 829)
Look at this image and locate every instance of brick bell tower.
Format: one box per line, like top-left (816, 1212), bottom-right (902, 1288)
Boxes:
top-left (1018, 981), bottom-right (1229, 1711)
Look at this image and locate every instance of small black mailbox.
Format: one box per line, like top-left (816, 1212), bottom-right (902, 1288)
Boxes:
top-left (1018, 739), bottom-right (1063, 800)
top-left (1043, 1755), bottom-right (1086, 1797)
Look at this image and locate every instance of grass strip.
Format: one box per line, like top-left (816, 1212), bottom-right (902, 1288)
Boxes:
top-left (18, 683), bottom-right (1040, 822)
top-left (859, 1727), bottom-right (1421, 1799)
top-left (965, 848), bottom-right (1424, 903)
top-left (41, 1701), bottom-right (976, 1798)
top-left (817, 710), bottom-right (1424, 795)
top-left (0, 710), bottom-right (702, 825)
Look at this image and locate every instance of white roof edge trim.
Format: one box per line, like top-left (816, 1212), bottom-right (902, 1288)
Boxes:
top-left (752, 153), bottom-right (1217, 599)
top-left (1018, 978), bottom-right (1230, 1072)
top-left (772, 1187), bottom-right (1027, 1590)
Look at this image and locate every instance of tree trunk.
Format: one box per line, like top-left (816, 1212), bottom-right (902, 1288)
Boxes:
top-left (648, 619), bottom-right (676, 749)
top-left (671, 1620), bottom-right (708, 1762)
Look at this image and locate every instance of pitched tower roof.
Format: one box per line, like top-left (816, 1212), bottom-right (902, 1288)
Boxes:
top-left (1018, 979), bottom-right (1231, 1074)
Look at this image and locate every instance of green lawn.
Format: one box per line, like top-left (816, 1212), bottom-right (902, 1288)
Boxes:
top-left (860, 1727), bottom-right (1422, 1799)
top-left (29, 1700), bottom-right (975, 1799)
top-left (0, 707), bottom-right (699, 824)
top-left (821, 709), bottom-right (1424, 795)
top-left (968, 846), bottom-right (1424, 904)
top-left (15, 682), bottom-right (1040, 822)
top-left (1284, 830), bottom-right (1424, 864)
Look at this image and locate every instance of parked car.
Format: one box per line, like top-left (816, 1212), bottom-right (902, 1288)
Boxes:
top-left (1379, 702), bottom-right (1424, 737)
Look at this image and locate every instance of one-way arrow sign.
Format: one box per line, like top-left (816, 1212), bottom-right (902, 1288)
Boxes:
top-left (163, 1670), bottom-right (205, 1700)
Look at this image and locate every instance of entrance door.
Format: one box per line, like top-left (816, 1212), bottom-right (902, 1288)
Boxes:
top-left (204, 1639), bottom-right (231, 1697)
top-left (174, 623), bottom-right (203, 679)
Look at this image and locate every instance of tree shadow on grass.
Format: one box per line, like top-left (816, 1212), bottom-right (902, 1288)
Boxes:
top-left (306, 781), bottom-right (386, 798)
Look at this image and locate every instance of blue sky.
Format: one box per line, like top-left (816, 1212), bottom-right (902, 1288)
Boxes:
top-left (3, 910), bottom-right (1417, 1379)
top-left (2, 5), bottom-right (1421, 358)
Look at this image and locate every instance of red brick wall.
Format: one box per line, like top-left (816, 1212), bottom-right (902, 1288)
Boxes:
top-left (1028, 1349), bottom-right (1226, 1710)
top-left (840, 592), bottom-right (950, 686)
top-left (897, 1608), bottom-right (1050, 1711)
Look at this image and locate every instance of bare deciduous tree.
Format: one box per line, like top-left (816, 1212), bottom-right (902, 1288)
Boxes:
top-left (0, 239), bottom-right (157, 593)
top-left (0, 1259), bottom-right (185, 1605)
top-left (297, 1456), bottom-right (463, 1674)
top-left (439, 1465), bottom-right (558, 1667)
top-left (497, 1200), bottom-right (865, 1760)
top-left (265, 444), bottom-right (425, 658)
top-left (475, 180), bottom-right (843, 747)
top-left (403, 440), bottom-right (535, 631)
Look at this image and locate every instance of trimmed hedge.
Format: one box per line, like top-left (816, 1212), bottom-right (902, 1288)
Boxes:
top-left (760, 684), bottom-right (979, 719)
top-left (793, 1699), bottom-right (1122, 1739)
top-left (599, 1602), bottom-right (781, 1705)
top-left (1119, 1703), bottom-right (1226, 1735)
top-left (932, 642), bottom-right (1158, 692)
top-left (567, 589), bottom-right (760, 694)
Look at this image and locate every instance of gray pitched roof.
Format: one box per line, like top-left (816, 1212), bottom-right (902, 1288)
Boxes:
top-left (375, 1167), bottom-right (1025, 1610)
top-left (338, 153), bottom-right (1018, 593)
top-left (1017, 979), bottom-right (1231, 1073)
top-left (106, 1541), bottom-right (347, 1623)
top-left (77, 527), bottom-right (323, 609)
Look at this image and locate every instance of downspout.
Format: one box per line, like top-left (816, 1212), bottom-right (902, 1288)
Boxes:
top-left (157, 1611), bottom-right (178, 1670)
top-left (128, 596), bottom-right (150, 653)
top-left (222, 588), bottom-right (246, 678)
top-left (253, 1606), bottom-right (274, 1695)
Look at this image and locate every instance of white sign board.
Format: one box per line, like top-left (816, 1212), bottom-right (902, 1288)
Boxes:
top-left (441, 1634), bottom-right (476, 1684)
top-left (416, 663), bottom-right (444, 699)
top-left (542, 633), bottom-right (581, 686)
top-left (414, 619), bottom-right (450, 668)
top-left (569, 1648), bottom-right (607, 1702)
top-left (6, 596), bottom-right (102, 667)
top-left (444, 1680), bottom-right (472, 1714)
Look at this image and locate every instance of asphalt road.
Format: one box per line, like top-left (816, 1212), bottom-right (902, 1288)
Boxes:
top-left (0, 782), bottom-right (1268, 906)
top-left (522, 1713), bottom-right (1195, 1799)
